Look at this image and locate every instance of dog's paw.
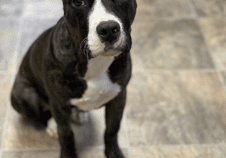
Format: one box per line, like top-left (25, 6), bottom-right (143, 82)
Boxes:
top-left (46, 117), bottom-right (58, 138)
top-left (71, 108), bottom-right (89, 125)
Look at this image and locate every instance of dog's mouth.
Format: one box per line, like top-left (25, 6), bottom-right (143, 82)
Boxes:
top-left (80, 38), bottom-right (93, 59)
top-left (80, 38), bottom-right (123, 59)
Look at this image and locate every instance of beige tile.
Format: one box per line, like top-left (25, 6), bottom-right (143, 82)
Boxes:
top-left (3, 106), bottom-right (128, 150)
top-left (0, 19), bottom-right (19, 72)
top-left (131, 18), bottom-right (214, 70)
top-left (209, 144), bottom-right (226, 158)
top-left (129, 145), bottom-right (226, 158)
top-left (2, 150), bottom-right (59, 158)
top-left (136, 0), bottom-right (193, 18)
top-left (3, 106), bottom-right (60, 150)
top-left (126, 71), bottom-right (226, 146)
top-left (0, 74), bottom-right (12, 149)
top-left (191, 0), bottom-right (224, 17)
top-left (199, 17), bottom-right (226, 69)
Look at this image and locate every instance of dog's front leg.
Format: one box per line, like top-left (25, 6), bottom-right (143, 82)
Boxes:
top-left (50, 99), bottom-right (78, 158)
top-left (104, 89), bottom-right (126, 158)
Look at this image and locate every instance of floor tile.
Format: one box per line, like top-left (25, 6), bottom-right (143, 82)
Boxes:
top-left (0, 0), bottom-right (23, 19)
top-left (191, 0), bottom-right (224, 17)
top-left (136, 0), bottom-right (193, 18)
top-left (2, 150), bottom-right (59, 158)
top-left (129, 144), bottom-right (226, 158)
top-left (0, 74), bottom-right (12, 149)
top-left (126, 71), bottom-right (226, 146)
top-left (0, 19), bottom-right (19, 72)
top-left (131, 18), bottom-right (214, 70)
top-left (2, 148), bottom-right (128, 158)
top-left (199, 17), bottom-right (226, 70)
top-left (23, 0), bottom-right (63, 19)
top-left (17, 18), bottom-right (59, 66)
top-left (3, 106), bottom-right (59, 150)
top-left (209, 144), bottom-right (226, 158)
top-left (3, 106), bottom-right (128, 150)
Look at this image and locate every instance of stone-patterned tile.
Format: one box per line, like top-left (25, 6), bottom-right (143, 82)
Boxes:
top-left (2, 148), bottom-right (128, 158)
top-left (0, 74), bottom-right (12, 149)
top-left (0, 0), bottom-right (23, 19)
top-left (136, 0), bottom-right (193, 18)
top-left (129, 145), bottom-right (226, 158)
top-left (209, 144), bottom-right (226, 158)
top-left (126, 71), bottom-right (226, 146)
top-left (199, 18), bottom-right (226, 70)
top-left (3, 106), bottom-right (60, 150)
top-left (191, 0), bottom-right (225, 17)
top-left (3, 107), bottom-right (128, 150)
top-left (2, 150), bottom-right (59, 158)
top-left (17, 18), bottom-right (59, 66)
top-left (131, 18), bottom-right (214, 70)
top-left (23, 0), bottom-right (63, 19)
top-left (0, 19), bottom-right (19, 72)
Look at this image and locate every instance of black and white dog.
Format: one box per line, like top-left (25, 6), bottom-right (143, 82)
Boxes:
top-left (11, 0), bottom-right (137, 157)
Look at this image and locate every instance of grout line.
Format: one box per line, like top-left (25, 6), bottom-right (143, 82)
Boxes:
top-left (1, 143), bottom-right (225, 153)
top-left (128, 143), bottom-right (226, 149)
top-left (196, 19), bottom-right (226, 88)
top-left (3, 148), bottom-right (60, 153)
top-left (134, 69), bottom-right (218, 73)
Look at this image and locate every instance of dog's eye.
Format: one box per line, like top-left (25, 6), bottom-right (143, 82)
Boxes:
top-left (72, 0), bottom-right (86, 7)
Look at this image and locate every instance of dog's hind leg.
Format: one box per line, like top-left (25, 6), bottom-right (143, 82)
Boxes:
top-left (11, 74), bottom-right (51, 127)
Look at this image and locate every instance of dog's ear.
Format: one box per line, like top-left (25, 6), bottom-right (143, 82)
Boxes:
top-left (128, 0), bottom-right (137, 25)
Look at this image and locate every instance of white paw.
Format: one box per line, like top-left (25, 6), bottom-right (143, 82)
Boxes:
top-left (71, 108), bottom-right (89, 124)
top-left (79, 112), bottom-right (89, 123)
top-left (46, 117), bottom-right (58, 138)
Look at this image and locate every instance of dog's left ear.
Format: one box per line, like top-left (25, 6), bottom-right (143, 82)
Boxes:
top-left (128, 0), bottom-right (137, 25)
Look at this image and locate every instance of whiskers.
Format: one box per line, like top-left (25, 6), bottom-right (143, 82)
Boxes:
top-left (79, 37), bottom-right (91, 60)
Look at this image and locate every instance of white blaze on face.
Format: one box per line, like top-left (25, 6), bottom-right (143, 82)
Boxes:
top-left (88, 0), bottom-right (125, 57)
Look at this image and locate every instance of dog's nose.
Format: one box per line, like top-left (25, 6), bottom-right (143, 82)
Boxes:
top-left (96, 20), bottom-right (120, 44)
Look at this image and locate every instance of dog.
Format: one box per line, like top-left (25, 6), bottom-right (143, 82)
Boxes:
top-left (11, 0), bottom-right (137, 157)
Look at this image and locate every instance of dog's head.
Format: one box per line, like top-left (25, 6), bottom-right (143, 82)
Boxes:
top-left (62, 0), bottom-right (137, 58)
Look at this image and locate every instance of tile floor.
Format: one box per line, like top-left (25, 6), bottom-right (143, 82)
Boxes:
top-left (1, 0), bottom-right (226, 157)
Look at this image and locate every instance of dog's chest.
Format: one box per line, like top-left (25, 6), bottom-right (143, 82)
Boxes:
top-left (69, 56), bottom-right (121, 111)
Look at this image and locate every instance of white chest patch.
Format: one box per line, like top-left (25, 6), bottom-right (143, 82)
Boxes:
top-left (69, 56), bottom-right (121, 111)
